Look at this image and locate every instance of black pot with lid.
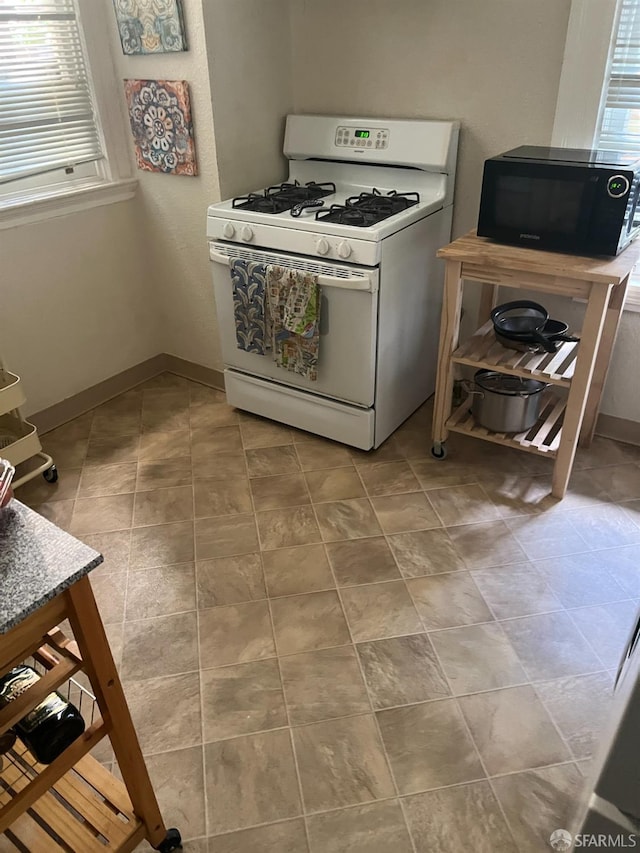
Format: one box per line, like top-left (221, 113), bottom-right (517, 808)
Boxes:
top-left (491, 300), bottom-right (579, 353)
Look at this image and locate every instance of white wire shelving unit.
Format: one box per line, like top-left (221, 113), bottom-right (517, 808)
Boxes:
top-left (0, 361), bottom-right (56, 488)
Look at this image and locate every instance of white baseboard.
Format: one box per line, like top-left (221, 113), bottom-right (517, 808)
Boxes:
top-left (31, 354), bottom-right (225, 434)
top-left (30, 354), bottom-right (640, 449)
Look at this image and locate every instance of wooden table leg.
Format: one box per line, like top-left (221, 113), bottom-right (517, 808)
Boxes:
top-left (579, 275), bottom-right (629, 448)
top-left (65, 577), bottom-right (168, 850)
top-left (552, 282), bottom-right (612, 498)
top-left (432, 260), bottom-right (463, 450)
top-left (478, 281), bottom-right (499, 325)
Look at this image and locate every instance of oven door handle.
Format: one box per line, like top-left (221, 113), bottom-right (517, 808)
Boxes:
top-left (209, 248), bottom-right (377, 292)
top-left (316, 274), bottom-right (376, 292)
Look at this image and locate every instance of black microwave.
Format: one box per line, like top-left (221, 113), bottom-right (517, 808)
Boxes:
top-left (477, 145), bottom-right (640, 256)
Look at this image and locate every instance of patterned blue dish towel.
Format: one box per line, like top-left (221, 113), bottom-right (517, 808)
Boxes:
top-left (230, 258), bottom-right (267, 355)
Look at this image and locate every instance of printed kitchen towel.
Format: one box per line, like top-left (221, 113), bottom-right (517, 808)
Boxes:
top-left (230, 258), bottom-right (267, 355)
top-left (266, 265), bottom-right (321, 381)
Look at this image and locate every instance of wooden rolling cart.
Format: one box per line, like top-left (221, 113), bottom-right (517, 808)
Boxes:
top-left (431, 231), bottom-right (640, 498)
top-left (0, 503), bottom-right (182, 852)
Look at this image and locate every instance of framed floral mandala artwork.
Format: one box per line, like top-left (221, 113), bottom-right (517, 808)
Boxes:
top-left (113, 0), bottom-right (187, 55)
top-left (124, 79), bottom-right (198, 176)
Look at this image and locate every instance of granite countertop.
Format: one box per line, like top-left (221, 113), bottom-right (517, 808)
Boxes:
top-left (0, 500), bottom-right (102, 634)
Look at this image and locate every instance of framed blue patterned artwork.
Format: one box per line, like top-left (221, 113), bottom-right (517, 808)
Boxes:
top-left (113, 0), bottom-right (187, 55)
top-left (124, 80), bottom-right (198, 175)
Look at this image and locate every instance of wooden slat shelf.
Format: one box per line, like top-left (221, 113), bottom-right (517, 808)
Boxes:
top-left (0, 633), bottom-right (112, 837)
top-left (453, 320), bottom-right (579, 387)
top-left (446, 392), bottom-right (566, 457)
top-left (0, 720), bottom-right (109, 834)
top-left (0, 750), bottom-right (143, 852)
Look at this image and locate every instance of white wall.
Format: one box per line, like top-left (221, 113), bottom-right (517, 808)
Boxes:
top-left (202, 0), bottom-right (293, 199)
top-left (109, 0), bottom-right (223, 372)
top-left (0, 0), bottom-right (293, 418)
top-left (602, 311), bottom-right (640, 422)
top-left (107, 0), bottom-right (294, 372)
top-left (0, 0), bottom-right (223, 416)
top-left (108, 0), bottom-right (294, 373)
top-left (290, 0), bottom-right (571, 238)
top-left (3, 0), bottom-right (638, 425)
top-left (289, 0), bottom-right (640, 425)
top-left (0, 197), bottom-right (160, 415)
top-left (288, 0), bottom-right (572, 378)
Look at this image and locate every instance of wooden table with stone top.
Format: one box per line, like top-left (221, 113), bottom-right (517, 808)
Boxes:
top-left (0, 500), bottom-right (181, 853)
top-left (432, 230), bottom-right (640, 498)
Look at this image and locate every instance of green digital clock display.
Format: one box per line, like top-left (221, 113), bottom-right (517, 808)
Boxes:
top-left (355, 130), bottom-right (370, 138)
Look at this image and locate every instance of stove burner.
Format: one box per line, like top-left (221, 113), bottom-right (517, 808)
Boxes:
top-left (232, 181), bottom-right (336, 214)
top-left (315, 188), bottom-right (420, 227)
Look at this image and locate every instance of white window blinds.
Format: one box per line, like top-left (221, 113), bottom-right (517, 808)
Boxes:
top-left (597, 0), bottom-right (640, 154)
top-left (0, 0), bottom-right (104, 185)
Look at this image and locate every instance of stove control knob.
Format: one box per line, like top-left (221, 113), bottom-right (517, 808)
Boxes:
top-left (240, 225), bottom-right (254, 242)
top-left (316, 238), bottom-right (330, 256)
top-left (223, 222), bottom-right (236, 239)
top-left (337, 240), bottom-right (352, 259)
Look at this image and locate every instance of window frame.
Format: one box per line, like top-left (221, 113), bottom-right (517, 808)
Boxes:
top-left (553, 0), bottom-right (640, 311)
top-left (0, 0), bottom-right (137, 230)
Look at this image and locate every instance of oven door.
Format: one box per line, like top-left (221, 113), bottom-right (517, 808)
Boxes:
top-left (209, 242), bottom-right (378, 407)
top-left (477, 160), bottom-right (602, 253)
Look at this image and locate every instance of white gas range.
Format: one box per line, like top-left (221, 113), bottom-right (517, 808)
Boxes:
top-left (206, 114), bottom-right (459, 449)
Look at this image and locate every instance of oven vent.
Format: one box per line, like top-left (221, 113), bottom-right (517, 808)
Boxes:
top-left (210, 242), bottom-right (371, 279)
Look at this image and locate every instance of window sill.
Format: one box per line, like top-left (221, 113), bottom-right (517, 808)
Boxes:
top-left (0, 178), bottom-right (138, 230)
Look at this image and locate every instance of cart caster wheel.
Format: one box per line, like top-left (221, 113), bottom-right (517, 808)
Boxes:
top-left (43, 465), bottom-right (58, 483)
top-left (430, 443), bottom-right (447, 460)
top-left (157, 828), bottom-right (182, 852)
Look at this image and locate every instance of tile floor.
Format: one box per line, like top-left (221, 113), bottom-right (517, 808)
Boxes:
top-left (14, 372), bottom-right (640, 853)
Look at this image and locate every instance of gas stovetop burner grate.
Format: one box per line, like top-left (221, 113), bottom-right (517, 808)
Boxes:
top-left (232, 181), bottom-right (336, 214)
top-left (315, 188), bottom-right (420, 227)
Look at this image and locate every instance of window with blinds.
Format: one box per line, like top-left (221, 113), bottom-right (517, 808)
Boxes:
top-left (0, 0), bottom-right (105, 194)
top-left (596, 0), bottom-right (640, 154)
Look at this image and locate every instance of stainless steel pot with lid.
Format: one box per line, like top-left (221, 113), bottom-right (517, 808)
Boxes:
top-left (469, 369), bottom-right (547, 433)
